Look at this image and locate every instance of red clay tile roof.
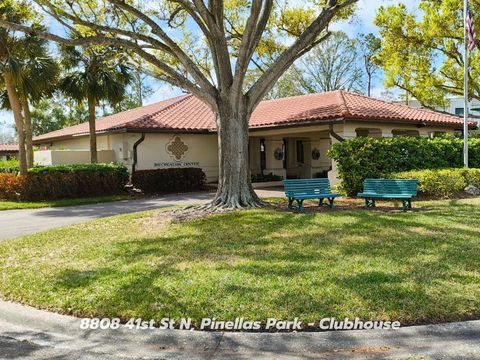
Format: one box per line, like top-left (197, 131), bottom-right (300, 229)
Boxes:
top-left (0, 144), bottom-right (18, 153)
top-left (34, 91), bottom-right (472, 142)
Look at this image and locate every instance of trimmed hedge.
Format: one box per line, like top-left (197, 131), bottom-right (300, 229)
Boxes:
top-left (0, 163), bottom-right (129, 201)
top-left (0, 159), bottom-right (20, 174)
top-left (392, 168), bottom-right (480, 198)
top-left (251, 173), bottom-right (283, 182)
top-left (132, 168), bottom-right (206, 194)
top-left (329, 137), bottom-right (480, 195)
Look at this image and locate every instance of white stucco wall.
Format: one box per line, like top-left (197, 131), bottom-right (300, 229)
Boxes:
top-left (35, 120), bottom-right (460, 185)
top-left (133, 133), bottom-right (219, 182)
top-left (38, 132), bottom-right (220, 182)
top-left (34, 150), bottom-right (115, 166)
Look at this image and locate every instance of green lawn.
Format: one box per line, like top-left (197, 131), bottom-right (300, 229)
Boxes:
top-left (0, 198), bottom-right (479, 326)
top-left (0, 195), bottom-right (130, 210)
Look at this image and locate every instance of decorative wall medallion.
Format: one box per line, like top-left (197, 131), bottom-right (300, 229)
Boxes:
top-left (311, 148), bottom-right (321, 160)
top-left (274, 147), bottom-right (284, 161)
top-left (166, 135), bottom-right (189, 161)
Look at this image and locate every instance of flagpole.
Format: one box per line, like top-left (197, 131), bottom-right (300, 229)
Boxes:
top-left (464, 0), bottom-right (469, 168)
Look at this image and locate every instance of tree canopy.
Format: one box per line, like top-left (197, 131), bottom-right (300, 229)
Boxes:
top-left (0, 0), bottom-right (357, 112)
top-left (375, 0), bottom-right (479, 108)
top-left (0, 0), bottom-right (358, 208)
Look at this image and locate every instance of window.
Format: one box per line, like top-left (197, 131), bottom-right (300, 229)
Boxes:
top-left (392, 129), bottom-right (419, 137)
top-left (296, 140), bottom-right (304, 164)
top-left (260, 138), bottom-right (266, 172)
top-left (429, 131), bottom-right (447, 138)
top-left (355, 128), bottom-right (370, 137)
top-left (283, 139), bottom-right (287, 169)
top-left (455, 107), bottom-right (464, 116)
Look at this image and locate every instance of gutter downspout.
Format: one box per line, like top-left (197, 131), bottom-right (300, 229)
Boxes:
top-left (132, 133), bottom-right (145, 174)
top-left (329, 124), bottom-right (345, 142)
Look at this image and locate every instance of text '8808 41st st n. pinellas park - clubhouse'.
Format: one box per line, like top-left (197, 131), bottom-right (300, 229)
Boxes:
top-left (31, 90), bottom-right (475, 184)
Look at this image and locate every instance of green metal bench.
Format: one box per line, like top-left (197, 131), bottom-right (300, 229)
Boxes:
top-left (284, 178), bottom-right (341, 212)
top-left (357, 179), bottom-right (418, 211)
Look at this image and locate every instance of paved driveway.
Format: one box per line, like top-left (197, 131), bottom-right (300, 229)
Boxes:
top-left (0, 189), bottom-right (284, 241)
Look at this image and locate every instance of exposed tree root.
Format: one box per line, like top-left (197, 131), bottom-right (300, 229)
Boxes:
top-left (171, 190), bottom-right (272, 222)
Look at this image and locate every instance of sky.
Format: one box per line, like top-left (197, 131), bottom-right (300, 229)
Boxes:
top-left (0, 0), bottom-right (421, 140)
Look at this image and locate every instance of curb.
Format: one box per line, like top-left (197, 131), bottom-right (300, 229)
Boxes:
top-left (1, 299), bottom-right (480, 359)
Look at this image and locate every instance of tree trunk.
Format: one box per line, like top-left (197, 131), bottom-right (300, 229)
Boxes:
top-left (211, 98), bottom-right (263, 209)
top-left (87, 96), bottom-right (98, 163)
top-left (3, 72), bottom-right (27, 175)
top-left (20, 97), bottom-right (34, 168)
top-left (367, 75), bottom-right (371, 97)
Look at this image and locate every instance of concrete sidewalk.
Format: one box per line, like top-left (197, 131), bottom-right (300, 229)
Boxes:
top-left (1, 300), bottom-right (479, 359)
top-left (0, 189), bottom-right (284, 241)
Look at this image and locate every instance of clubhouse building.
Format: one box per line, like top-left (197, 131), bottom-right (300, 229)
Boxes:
top-left (33, 91), bottom-right (473, 184)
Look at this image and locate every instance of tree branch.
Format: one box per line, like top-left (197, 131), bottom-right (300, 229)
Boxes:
top-left (246, 0), bottom-right (357, 112)
top-left (232, 0), bottom-right (273, 99)
top-left (106, 0), bottom-right (217, 98)
top-left (0, 18), bottom-right (217, 108)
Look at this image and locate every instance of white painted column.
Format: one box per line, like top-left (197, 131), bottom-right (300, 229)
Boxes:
top-left (381, 129), bottom-right (393, 138)
top-left (249, 137), bottom-right (261, 176)
top-left (310, 138), bottom-right (332, 177)
top-left (328, 125), bottom-right (345, 185)
top-left (265, 138), bottom-right (286, 179)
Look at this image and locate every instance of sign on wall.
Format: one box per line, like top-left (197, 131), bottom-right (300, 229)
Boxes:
top-left (154, 161), bottom-right (200, 168)
top-left (154, 135), bottom-right (200, 168)
top-left (166, 135), bottom-right (189, 161)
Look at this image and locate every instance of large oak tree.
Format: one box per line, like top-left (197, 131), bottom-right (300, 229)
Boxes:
top-left (375, 1), bottom-right (480, 108)
top-left (0, 0), bottom-right (357, 208)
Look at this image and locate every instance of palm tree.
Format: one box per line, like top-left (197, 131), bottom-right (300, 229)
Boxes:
top-left (19, 54), bottom-right (59, 168)
top-left (60, 45), bottom-right (133, 163)
top-left (0, 47), bottom-right (58, 169)
top-left (0, 0), bottom-right (39, 175)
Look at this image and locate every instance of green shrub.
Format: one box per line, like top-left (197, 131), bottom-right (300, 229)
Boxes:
top-left (0, 163), bottom-right (129, 201)
top-left (0, 159), bottom-right (20, 174)
top-left (392, 168), bottom-right (480, 198)
top-left (132, 168), bottom-right (206, 194)
top-left (251, 173), bottom-right (283, 182)
top-left (329, 137), bottom-right (480, 195)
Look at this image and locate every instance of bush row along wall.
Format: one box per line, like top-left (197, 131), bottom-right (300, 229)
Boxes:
top-left (132, 168), bottom-right (206, 194)
top-left (329, 137), bottom-right (480, 195)
top-left (0, 164), bottom-right (129, 201)
top-left (392, 168), bottom-right (480, 198)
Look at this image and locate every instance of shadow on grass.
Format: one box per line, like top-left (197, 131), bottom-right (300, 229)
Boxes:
top-left (45, 201), bottom-right (480, 325)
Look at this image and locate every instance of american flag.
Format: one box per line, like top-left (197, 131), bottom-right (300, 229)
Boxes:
top-left (467, 5), bottom-right (477, 51)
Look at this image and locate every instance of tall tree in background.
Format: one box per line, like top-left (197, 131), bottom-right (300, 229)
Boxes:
top-left (297, 31), bottom-right (364, 93)
top-left (263, 65), bottom-right (307, 99)
top-left (0, 118), bottom-right (16, 144)
top-left (17, 44), bottom-right (59, 167)
top-left (0, 0), bottom-right (44, 175)
top-left (60, 45), bottom-right (133, 163)
top-left (113, 70), bottom-right (154, 112)
top-left (358, 33), bottom-right (381, 97)
top-left (374, 1), bottom-right (479, 108)
top-left (30, 95), bottom-right (87, 136)
top-left (0, 0), bottom-right (357, 208)
top-left (265, 32), bottom-right (365, 99)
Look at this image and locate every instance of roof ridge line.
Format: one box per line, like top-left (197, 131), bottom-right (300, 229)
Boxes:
top-left (344, 91), bottom-right (462, 120)
top-left (120, 94), bottom-right (194, 128)
top-left (337, 90), bottom-right (351, 117)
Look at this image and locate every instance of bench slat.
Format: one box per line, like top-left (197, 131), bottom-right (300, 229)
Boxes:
top-left (283, 178), bottom-right (341, 211)
top-left (358, 178), bottom-right (418, 211)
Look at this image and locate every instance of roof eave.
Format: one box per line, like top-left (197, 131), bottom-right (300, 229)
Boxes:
top-left (249, 117), bottom-right (345, 132)
top-left (346, 116), bottom-right (472, 130)
top-left (33, 127), bottom-right (217, 144)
